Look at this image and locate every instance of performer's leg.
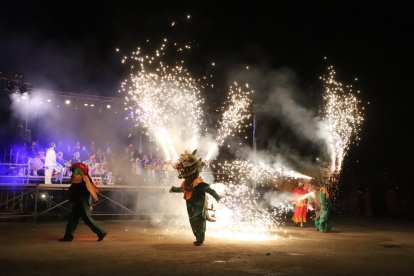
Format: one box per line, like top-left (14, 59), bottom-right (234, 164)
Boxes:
top-left (319, 208), bottom-right (329, 232)
top-left (314, 210), bottom-right (322, 231)
top-left (61, 203), bottom-right (81, 241)
top-left (58, 173), bottom-right (63, 184)
top-left (189, 214), bottom-right (206, 244)
top-left (79, 198), bottom-right (107, 240)
top-left (322, 208), bottom-right (333, 232)
top-left (301, 207), bottom-right (307, 227)
top-left (45, 167), bottom-right (52, 184)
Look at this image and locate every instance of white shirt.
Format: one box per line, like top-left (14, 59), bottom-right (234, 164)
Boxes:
top-left (44, 148), bottom-right (57, 167)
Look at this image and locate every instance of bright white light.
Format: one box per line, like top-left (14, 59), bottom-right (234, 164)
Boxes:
top-left (84, 103), bottom-right (89, 106)
top-left (106, 104), bottom-right (111, 109)
top-left (91, 104), bottom-right (95, 107)
top-left (47, 99), bottom-right (51, 102)
top-left (40, 193), bottom-right (46, 199)
top-left (65, 100), bottom-right (71, 105)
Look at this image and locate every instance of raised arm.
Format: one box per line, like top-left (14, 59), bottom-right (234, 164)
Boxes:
top-left (169, 186), bottom-right (183, 193)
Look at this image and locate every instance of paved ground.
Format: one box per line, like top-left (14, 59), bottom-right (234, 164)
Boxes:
top-left (1, 216), bottom-right (413, 276)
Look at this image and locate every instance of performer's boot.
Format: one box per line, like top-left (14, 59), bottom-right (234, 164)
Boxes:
top-left (193, 240), bottom-right (203, 246)
top-left (97, 232), bottom-right (107, 241)
top-left (58, 235), bottom-right (73, 242)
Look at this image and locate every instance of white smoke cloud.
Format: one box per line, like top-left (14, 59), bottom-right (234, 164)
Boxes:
top-left (222, 66), bottom-right (333, 177)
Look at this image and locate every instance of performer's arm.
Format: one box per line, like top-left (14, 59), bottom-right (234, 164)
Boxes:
top-left (169, 186), bottom-right (183, 193)
top-left (204, 185), bottom-right (222, 202)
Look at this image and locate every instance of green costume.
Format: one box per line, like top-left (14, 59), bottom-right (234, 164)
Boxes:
top-left (59, 162), bottom-right (107, 242)
top-left (314, 187), bottom-right (333, 232)
top-left (169, 150), bottom-right (221, 246)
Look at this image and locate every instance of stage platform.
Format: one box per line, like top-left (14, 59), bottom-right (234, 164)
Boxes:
top-left (0, 182), bottom-right (167, 221)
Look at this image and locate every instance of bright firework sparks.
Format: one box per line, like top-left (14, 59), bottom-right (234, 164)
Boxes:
top-left (208, 183), bottom-right (284, 240)
top-left (120, 38), bottom-right (285, 240)
top-left (320, 65), bottom-right (364, 176)
top-left (220, 160), bottom-right (313, 184)
top-left (120, 39), bottom-right (204, 161)
top-left (120, 39), bottom-right (367, 241)
top-left (189, 160), bottom-right (312, 240)
top-left (205, 83), bottom-right (252, 161)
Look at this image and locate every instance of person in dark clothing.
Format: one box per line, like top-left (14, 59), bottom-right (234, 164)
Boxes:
top-left (59, 162), bottom-right (107, 242)
top-left (169, 150), bottom-right (222, 246)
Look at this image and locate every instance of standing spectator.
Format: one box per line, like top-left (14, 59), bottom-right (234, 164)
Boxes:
top-left (64, 144), bottom-right (73, 161)
top-left (72, 151), bottom-right (81, 164)
top-left (55, 151), bottom-right (66, 184)
top-left (73, 141), bottom-right (81, 155)
top-left (153, 154), bottom-right (163, 183)
top-left (80, 145), bottom-right (89, 162)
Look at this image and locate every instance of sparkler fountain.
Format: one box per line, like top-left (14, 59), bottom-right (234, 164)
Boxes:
top-left (319, 65), bottom-right (364, 178)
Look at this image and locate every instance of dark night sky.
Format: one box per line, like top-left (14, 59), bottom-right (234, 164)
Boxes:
top-left (1, 1), bottom-right (413, 186)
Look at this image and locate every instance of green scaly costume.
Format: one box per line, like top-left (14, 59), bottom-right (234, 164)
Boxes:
top-left (169, 150), bottom-right (221, 246)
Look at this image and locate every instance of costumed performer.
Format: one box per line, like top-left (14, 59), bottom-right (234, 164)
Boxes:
top-left (59, 162), bottom-right (107, 242)
top-left (169, 150), bottom-right (222, 246)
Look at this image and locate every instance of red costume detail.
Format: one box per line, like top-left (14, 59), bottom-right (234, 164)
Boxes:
top-left (292, 185), bottom-right (308, 224)
top-left (180, 177), bottom-right (203, 200)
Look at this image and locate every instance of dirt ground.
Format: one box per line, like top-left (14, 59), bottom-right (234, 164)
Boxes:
top-left (1, 216), bottom-right (413, 276)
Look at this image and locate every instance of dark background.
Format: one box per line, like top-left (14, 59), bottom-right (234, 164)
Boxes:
top-left (1, 0), bottom-right (413, 216)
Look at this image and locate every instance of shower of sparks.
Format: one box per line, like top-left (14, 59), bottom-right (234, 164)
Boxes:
top-left (205, 83), bottom-right (253, 161)
top-left (155, 177), bottom-right (287, 240)
top-left (195, 160), bottom-right (312, 240)
top-left (121, 39), bottom-right (253, 163)
top-left (119, 37), bottom-right (303, 241)
top-left (220, 160), bottom-right (312, 184)
top-left (319, 65), bottom-right (364, 176)
top-left (208, 183), bottom-right (284, 240)
top-left (295, 191), bottom-right (315, 202)
top-left (120, 39), bottom-right (204, 161)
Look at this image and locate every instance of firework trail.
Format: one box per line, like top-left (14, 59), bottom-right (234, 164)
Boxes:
top-left (120, 39), bottom-right (204, 161)
top-left (121, 39), bottom-right (253, 163)
top-left (220, 160), bottom-right (312, 184)
top-left (205, 83), bottom-right (252, 161)
top-left (319, 65), bottom-right (364, 176)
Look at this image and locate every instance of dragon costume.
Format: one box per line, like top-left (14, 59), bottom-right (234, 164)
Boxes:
top-left (169, 150), bottom-right (222, 246)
